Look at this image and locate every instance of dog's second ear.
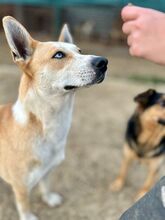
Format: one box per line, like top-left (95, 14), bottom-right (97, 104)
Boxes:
top-left (134, 89), bottom-right (157, 107)
top-left (58, 24), bottom-right (73, 44)
top-left (2, 16), bottom-right (34, 62)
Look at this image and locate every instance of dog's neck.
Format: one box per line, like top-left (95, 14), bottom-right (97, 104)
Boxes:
top-left (13, 74), bottom-right (75, 134)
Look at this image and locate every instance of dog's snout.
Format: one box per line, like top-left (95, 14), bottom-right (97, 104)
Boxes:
top-left (91, 57), bottom-right (108, 69)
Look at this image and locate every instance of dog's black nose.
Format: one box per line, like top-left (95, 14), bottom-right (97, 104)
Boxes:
top-left (91, 57), bottom-right (108, 69)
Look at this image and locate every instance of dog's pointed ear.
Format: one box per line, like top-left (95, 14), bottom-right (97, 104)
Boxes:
top-left (134, 89), bottom-right (156, 106)
top-left (58, 24), bottom-right (73, 44)
top-left (2, 16), bottom-right (34, 62)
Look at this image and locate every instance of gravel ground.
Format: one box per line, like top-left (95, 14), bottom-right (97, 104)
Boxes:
top-left (0, 36), bottom-right (165, 220)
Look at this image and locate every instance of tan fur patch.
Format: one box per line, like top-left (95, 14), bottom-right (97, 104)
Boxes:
top-left (138, 105), bottom-right (165, 149)
top-left (0, 104), bottom-right (42, 185)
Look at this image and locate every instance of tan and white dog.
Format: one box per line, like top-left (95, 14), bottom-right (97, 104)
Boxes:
top-left (1, 16), bottom-right (108, 220)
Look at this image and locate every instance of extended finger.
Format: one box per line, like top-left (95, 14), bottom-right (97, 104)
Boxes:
top-left (127, 35), bottom-right (133, 46)
top-left (121, 6), bottom-right (142, 22)
top-left (122, 20), bottom-right (136, 35)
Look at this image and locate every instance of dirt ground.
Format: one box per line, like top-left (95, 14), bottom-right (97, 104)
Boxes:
top-left (0, 35), bottom-right (165, 220)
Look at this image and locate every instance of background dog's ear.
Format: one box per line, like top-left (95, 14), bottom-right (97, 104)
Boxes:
top-left (134, 89), bottom-right (157, 107)
top-left (58, 24), bottom-right (73, 44)
top-left (2, 16), bottom-right (34, 62)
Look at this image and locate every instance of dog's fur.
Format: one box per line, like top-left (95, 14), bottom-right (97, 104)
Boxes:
top-left (1, 16), bottom-right (108, 220)
top-left (110, 89), bottom-right (165, 200)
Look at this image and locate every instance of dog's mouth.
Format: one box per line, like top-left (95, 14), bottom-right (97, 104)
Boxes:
top-left (64, 66), bottom-right (107, 91)
top-left (64, 85), bottom-right (78, 90)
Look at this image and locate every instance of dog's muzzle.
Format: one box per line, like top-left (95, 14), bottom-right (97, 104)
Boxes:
top-left (64, 56), bottom-right (108, 91)
top-left (91, 57), bottom-right (108, 84)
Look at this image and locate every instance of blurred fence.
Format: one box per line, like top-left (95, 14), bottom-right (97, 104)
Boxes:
top-left (0, 0), bottom-right (165, 42)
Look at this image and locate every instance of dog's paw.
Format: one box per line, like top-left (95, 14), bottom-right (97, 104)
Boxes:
top-left (110, 178), bottom-right (124, 192)
top-left (28, 214), bottom-right (38, 220)
top-left (42, 193), bottom-right (63, 207)
top-left (21, 213), bottom-right (38, 220)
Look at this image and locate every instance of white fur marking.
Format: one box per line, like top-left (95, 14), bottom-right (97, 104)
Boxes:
top-left (27, 94), bottom-right (74, 190)
top-left (12, 100), bottom-right (28, 125)
top-left (42, 193), bottom-right (63, 207)
top-left (20, 213), bottom-right (38, 220)
top-left (161, 186), bottom-right (165, 208)
top-left (17, 203), bottom-right (38, 220)
top-left (28, 147), bottom-right (65, 189)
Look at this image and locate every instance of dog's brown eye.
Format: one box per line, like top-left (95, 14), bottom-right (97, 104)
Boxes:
top-left (52, 51), bottom-right (65, 59)
top-left (78, 49), bottom-right (82, 54)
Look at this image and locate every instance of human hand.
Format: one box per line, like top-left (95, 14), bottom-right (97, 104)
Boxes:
top-left (121, 6), bottom-right (165, 65)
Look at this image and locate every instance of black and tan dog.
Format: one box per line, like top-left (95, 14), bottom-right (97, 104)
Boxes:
top-left (110, 89), bottom-right (165, 200)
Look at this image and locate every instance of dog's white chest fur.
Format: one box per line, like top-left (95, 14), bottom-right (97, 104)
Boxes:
top-left (26, 94), bottom-right (74, 189)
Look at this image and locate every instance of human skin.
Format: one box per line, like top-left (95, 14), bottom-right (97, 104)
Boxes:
top-left (121, 6), bottom-right (165, 65)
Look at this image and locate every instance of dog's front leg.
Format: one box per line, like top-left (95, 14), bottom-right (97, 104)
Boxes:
top-left (39, 173), bottom-right (63, 207)
top-left (110, 143), bottom-right (136, 192)
top-left (13, 186), bottom-right (38, 220)
top-left (135, 157), bottom-right (163, 200)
